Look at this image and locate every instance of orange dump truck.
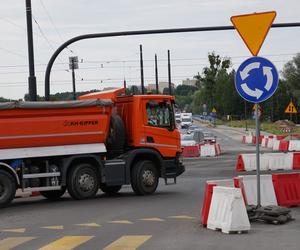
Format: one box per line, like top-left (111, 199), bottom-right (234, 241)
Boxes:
top-left (0, 88), bottom-right (184, 207)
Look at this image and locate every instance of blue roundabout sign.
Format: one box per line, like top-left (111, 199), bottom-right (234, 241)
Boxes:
top-left (235, 56), bottom-right (279, 103)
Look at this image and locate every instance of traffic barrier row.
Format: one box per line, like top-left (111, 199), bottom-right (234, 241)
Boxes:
top-left (235, 152), bottom-right (300, 171)
top-left (201, 173), bottom-right (300, 232)
top-left (183, 143), bottom-right (221, 158)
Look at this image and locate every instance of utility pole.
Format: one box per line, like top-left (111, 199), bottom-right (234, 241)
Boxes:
top-left (155, 54), bottom-right (159, 94)
top-left (167, 50), bottom-right (172, 95)
top-left (140, 45), bottom-right (145, 94)
top-left (123, 78), bottom-right (127, 89)
top-left (69, 56), bottom-right (78, 100)
top-left (25, 0), bottom-right (37, 101)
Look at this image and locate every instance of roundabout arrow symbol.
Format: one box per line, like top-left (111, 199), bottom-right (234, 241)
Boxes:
top-left (263, 66), bottom-right (273, 91)
top-left (241, 83), bottom-right (263, 99)
top-left (240, 62), bottom-right (260, 80)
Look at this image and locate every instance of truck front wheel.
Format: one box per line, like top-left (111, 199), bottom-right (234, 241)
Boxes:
top-left (131, 160), bottom-right (159, 195)
top-left (0, 170), bottom-right (16, 208)
top-left (67, 163), bottom-right (99, 200)
top-left (40, 187), bottom-right (66, 201)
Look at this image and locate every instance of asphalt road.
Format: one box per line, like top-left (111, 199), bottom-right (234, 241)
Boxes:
top-left (0, 126), bottom-right (300, 250)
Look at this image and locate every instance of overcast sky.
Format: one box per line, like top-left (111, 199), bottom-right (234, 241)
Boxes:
top-left (0, 0), bottom-right (299, 99)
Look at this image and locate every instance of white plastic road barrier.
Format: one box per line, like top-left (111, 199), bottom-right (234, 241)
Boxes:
top-left (261, 137), bottom-right (268, 147)
top-left (207, 179), bottom-right (234, 187)
top-left (207, 186), bottom-right (250, 234)
top-left (272, 140), bottom-right (280, 151)
top-left (245, 136), bottom-right (253, 144)
top-left (288, 140), bottom-right (300, 151)
top-left (268, 152), bottom-right (293, 171)
top-left (267, 138), bottom-right (274, 149)
top-left (238, 175), bottom-right (277, 206)
top-left (200, 144), bottom-right (216, 157)
top-left (241, 153), bottom-right (269, 171)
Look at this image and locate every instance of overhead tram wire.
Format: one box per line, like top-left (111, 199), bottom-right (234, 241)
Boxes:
top-left (39, 0), bottom-right (74, 54)
top-left (0, 53), bottom-right (297, 69)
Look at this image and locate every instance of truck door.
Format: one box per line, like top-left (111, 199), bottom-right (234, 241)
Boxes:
top-left (142, 99), bottom-right (180, 157)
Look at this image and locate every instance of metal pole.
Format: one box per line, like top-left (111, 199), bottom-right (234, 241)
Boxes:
top-left (71, 59), bottom-right (76, 100)
top-left (245, 100), bottom-right (248, 131)
top-left (25, 0), bottom-right (37, 101)
top-left (44, 22), bottom-right (300, 100)
top-left (168, 50), bottom-right (172, 95)
top-left (255, 104), bottom-right (261, 207)
top-left (155, 54), bottom-right (159, 94)
top-left (123, 78), bottom-right (127, 89)
top-left (140, 45), bottom-right (145, 94)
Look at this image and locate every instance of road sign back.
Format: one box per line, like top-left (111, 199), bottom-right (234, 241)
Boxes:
top-left (285, 101), bottom-right (297, 114)
top-left (231, 11), bottom-right (276, 56)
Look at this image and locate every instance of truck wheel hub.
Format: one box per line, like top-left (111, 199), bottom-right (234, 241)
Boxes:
top-left (142, 170), bottom-right (155, 186)
top-left (78, 173), bottom-right (94, 192)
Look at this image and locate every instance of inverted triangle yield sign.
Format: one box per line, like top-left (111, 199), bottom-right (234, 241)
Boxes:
top-left (231, 11), bottom-right (276, 56)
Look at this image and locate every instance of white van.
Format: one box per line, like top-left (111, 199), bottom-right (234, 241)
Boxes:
top-left (181, 113), bottom-right (192, 128)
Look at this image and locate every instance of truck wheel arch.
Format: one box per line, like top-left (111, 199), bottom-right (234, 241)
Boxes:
top-left (0, 162), bottom-right (20, 186)
top-left (124, 149), bottom-right (164, 183)
top-left (61, 154), bottom-right (103, 186)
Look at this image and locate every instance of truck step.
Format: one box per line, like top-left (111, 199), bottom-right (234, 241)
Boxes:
top-left (23, 172), bottom-right (61, 179)
top-left (22, 186), bottom-right (61, 192)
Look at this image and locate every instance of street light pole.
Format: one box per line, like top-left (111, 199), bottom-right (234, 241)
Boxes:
top-left (140, 45), bottom-right (145, 94)
top-left (155, 54), bottom-right (159, 94)
top-left (167, 50), bottom-right (172, 95)
top-left (25, 0), bottom-right (37, 101)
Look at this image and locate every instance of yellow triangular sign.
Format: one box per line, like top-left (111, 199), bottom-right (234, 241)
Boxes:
top-left (231, 11), bottom-right (276, 56)
top-left (212, 108), bottom-right (217, 113)
top-left (285, 101), bottom-right (297, 114)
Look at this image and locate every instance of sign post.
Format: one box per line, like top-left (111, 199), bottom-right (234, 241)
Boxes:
top-left (231, 11), bottom-right (278, 207)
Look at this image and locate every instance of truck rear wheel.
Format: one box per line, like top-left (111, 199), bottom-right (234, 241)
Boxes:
top-left (131, 160), bottom-right (159, 195)
top-left (100, 183), bottom-right (122, 195)
top-left (0, 170), bottom-right (16, 208)
top-left (40, 187), bottom-right (66, 201)
top-left (67, 163), bottom-right (99, 200)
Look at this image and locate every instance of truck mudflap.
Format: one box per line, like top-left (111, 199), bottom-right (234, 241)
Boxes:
top-left (161, 158), bottom-right (185, 185)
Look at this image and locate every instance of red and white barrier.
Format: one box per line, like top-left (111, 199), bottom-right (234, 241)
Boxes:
top-left (272, 139), bottom-right (280, 151)
top-left (279, 140), bottom-right (289, 152)
top-left (236, 153), bottom-right (269, 171)
top-left (201, 179), bottom-right (233, 226)
top-left (236, 152), bottom-right (294, 172)
top-left (288, 140), bottom-right (300, 151)
top-left (235, 175), bottom-right (277, 206)
top-left (183, 145), bottom-right (200, 157)
top-left (207, 186), bottom-right (250, 234)
top-left (272, 173), bottom-right (300, 207)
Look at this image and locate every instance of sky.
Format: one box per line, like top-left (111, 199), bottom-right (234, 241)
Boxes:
top-left (0, 0), bottom-right (299, 99)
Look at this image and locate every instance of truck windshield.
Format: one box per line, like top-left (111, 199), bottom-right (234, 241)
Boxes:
top-left (182, 118), bottom-right (191, 122)
top-left (146, 101), bottom-right (171, 128)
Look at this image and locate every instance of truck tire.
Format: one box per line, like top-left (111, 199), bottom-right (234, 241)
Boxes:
top-left (0, 170), bottom-right (16, 208)
top-left (99, 183), bottom-right (122, 195)
top-left (131, 160), bottom-right (159, 195)
top-left (40, 187), bottom-right (66, 201)
top-left (106, 114), bottom-right (125, 151)
top-left (67, 163), bottom-right (99, 200)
